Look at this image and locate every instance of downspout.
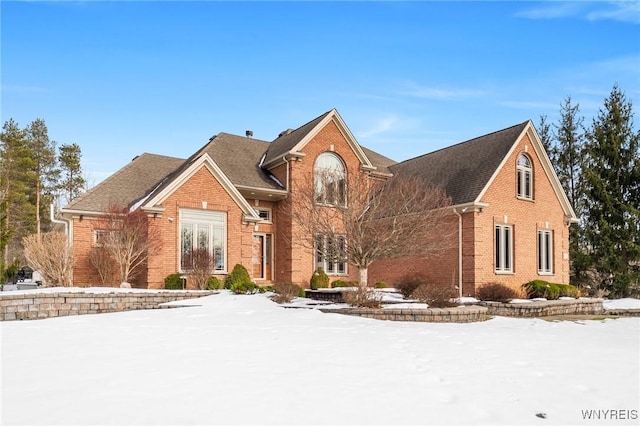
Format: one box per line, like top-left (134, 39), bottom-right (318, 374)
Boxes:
top-left (453, 208), bottom-right (464, 300)
top-left (50, 203), bottom-right (71, 241)
top-left (282, 156), bottom-right (290, 190)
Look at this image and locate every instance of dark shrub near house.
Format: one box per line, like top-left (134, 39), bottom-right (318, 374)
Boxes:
top-left (396, 273), bottom-right (429, 298)
top-left (476, 282), bottom-right (519, 302)
top-left (164, 273), bottom-right (183, 290)
top-left (310, 268), bottom-right (329, 290)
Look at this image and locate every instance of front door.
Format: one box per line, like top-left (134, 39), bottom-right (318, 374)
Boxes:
top-left (252, 234), bottom-right (272, 280)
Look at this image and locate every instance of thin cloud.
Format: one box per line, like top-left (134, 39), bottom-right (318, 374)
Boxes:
top-left (357, 115), bottom-right (401, 138)
top-left (397, 82), bottom-right (486, 101)
top-left (515, 1), bottom-right (640, 24)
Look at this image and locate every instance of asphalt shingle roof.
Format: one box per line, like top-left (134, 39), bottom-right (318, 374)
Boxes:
top-left (263, 111), bottom-right (332, 165)
top-left (65, 153), bottom-right (184, 212)
top-left (389, 121), bottom-right (529, 205)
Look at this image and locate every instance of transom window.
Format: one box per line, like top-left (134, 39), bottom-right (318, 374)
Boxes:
top-left (495, 224), bottom-right (513, 273)
top-left (315, 234), bottom-right (347, 275)
top-left (180, 210), bottom-right (226, 272)
top-left (538, 229), bottom-right (553, 274)
top-left (517, 153), bottom-right (533, 200)
top-left (315, 152), bottom-right (346, 207)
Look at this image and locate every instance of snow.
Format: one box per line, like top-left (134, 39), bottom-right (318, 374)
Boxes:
top-left (604, 298), bottom-right (640, 310)
top-left (2, 291), bottom-right (639, 425)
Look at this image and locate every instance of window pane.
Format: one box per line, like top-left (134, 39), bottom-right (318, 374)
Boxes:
top-left (495, 226), bottom-right (501, 269)
top-left (504, 227), bottom-right (511, 270)
top-left (181, 224), bottom-right (193, 270)
top-left (213, 227), bottom-right (224, 271)
top-left (525, 171), bottom-right (531, 198)
top-left (538, 231), bottom-right (544, 271)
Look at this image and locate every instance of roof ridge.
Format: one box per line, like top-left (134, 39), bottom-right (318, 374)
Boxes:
top-left (272, 109), bottom-right (334, 141)
top-left (393, 120), bottom-right (529, 166)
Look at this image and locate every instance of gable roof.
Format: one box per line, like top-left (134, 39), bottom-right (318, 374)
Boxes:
top-left (389, 122), bottom-right (529, 205)
top-left (64, 153), bottom-right (184, 213)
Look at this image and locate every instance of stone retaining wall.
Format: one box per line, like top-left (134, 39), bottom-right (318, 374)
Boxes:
top-left (320, 306), bottom-right (489, 323)
top-left (481, 299), bottom-right (604, 317)
top-left (0, 290), bottom-right (216, 321)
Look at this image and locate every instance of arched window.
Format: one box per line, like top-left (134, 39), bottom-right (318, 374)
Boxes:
top-left (517, 153), bottom-right (533, 200)
top-left (315, 152), bottom-right (346, 206)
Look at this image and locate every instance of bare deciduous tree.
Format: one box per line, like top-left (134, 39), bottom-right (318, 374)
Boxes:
top-left (23, 232), bottom-right (74, 287)
top-left (92, 205), bottom-right (161, 285)
top-left (283, 171), bottom-right (455, 287)
top-left (88, 245), bottom-right (118, 286)
top-left (185, 247), bottom-right (213, 290)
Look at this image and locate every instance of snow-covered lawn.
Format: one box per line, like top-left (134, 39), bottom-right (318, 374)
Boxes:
top-left (2, 291), bottom-right (639, 425)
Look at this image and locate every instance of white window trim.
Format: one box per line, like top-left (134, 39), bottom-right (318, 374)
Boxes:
top-left (538, 229), bottom-right (554, 275)
top-left (315, 152), bottom-right (347, 208)
top-left (495, 224), bottom-right (514, 274)
top-left (254, 208), bottom-right (272, 224)
top-left (517, 154), bottom-right (533, 200)
top-left (179, 209), bottom-right (227, 274)
top-left (314, 234), bottom-right (348, 276)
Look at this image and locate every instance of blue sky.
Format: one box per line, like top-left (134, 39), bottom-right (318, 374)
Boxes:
top-left (2, 1), bottom-right (639, 186)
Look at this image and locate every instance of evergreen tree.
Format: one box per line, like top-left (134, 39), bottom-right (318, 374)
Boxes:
top-left (26, 119), bottom-right (58, 240)
top-left (0, 119), bottom-right (33, 273)
top-left (583, 85), bottom-right (640, 297)
top-left (553, 97), bottom-right (588, 286)
top-left (57, 143), bottom-right (85, 205)
top-left (537, 114), bottom-right (555, 161)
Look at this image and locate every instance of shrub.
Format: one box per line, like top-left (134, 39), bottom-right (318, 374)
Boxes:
top-left (521, 280), bottom-right (578, 300)
top-left (164, 273), bottom-right (184, 290)
top-left (374, 281), bottom-right (388, 289)
top-left (395, 273), bottom-right (428, 298)
top-left (298, 286), bottom-right (307, 298)
top-left (411, 283), bottom-right (457, 308)
top-left (23, 232), bottom-right (74, 287)
top-left (343, 286), bottom-right (382, 308)
top-left (206, 276), bottom-right (223, 290)
top-left (225, 264), bottom-right (252, 290)
top-left (272, 282), bottom-right (303, 304)
top-left (259, 285), bottom-right (274, 293)
top-left (476, 282), bottom-right (518, 302)
top-left (310, 268), bottom-right (329, 290)
top-left (230, 281), bottom-right (259, 294)
top-left (331, 279), bottom-right (358, 288)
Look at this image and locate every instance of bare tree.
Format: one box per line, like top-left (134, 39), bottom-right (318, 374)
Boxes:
top-left (185, 247), bottom-right (213, 290)
top-left (92, 205), bottom-right (161, 285)
top-left (88, 245), bottom-right (118, 286)
top-left (23, 232), bottom-right (74, 287)
top-left (283, 171), bottom-right (454, 287)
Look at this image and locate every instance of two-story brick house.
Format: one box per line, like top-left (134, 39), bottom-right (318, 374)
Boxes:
top-left (60, 109), bottom-right (576, 295)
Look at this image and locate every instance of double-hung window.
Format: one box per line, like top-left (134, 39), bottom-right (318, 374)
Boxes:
top-left (315, 234), bottom-right (347, 275)
top-left (517, 154), bottom-right (533, 200)
top-left (538, 230), bottom-right (553, 274)
top-left (180, 210), bottom-right (226, 272)
top-left (495, 224), bottom-right (513, 273)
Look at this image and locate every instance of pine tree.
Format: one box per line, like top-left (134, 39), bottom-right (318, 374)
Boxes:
top-left (0, 119), bottom-right (33, 273)
top-left (57, 143), bottom-right (85, 205)
top-left (26, 119), bottom-right (58, 240)
top-left (553, 97), bottom-right (588, 286)
top-left (583, 85), bottom-right (640, 297)
top-left (537, 114), bottom-right (555, 161)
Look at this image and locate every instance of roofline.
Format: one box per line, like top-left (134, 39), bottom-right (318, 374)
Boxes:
top-left (262, 109), bottom-right (375, 170)
top-left (236, 185), bottom-right (289, 201)
top-left (142, 153), bottom-right (262, 222)
top-left (473, 120), bottom-right (578, 221)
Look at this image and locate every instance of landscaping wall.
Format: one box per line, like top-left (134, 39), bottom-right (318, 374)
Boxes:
top-left (0, 290), bottom-right (215, 321)
top-left (320, 306), bottom-right (489, 323)
top-left (482, 298), bottom-right (604, 317)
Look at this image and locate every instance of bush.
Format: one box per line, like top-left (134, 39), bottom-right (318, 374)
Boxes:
top-left (230, 281), bottom-right (259, 294)
top-left (206, 276), bottom-right (223, 290)
top-left (225, 264), bottom-right (252, 290)
top-left (259, 285), bottom-right (274, 293)
top-left (164, 273), bottom-right (184, 290)
top-left (310, 268), bottom-right (329, 290)
top-left (521, 280), bottom-right (577, 300)
top-left (476, 282), bottom-right (518, 302)
top-left (331, 279), bottom-right (358, 288)
top-left (395, 273), bottom-right (428, 298)
top-left (374, 281), bottom-right (388, 289)
top-left (411, 283), bottom-right (457, 308)
top-left (272, 282), bottom-right (303, 304)
top-left (343, 286), bottom-right (382, 308)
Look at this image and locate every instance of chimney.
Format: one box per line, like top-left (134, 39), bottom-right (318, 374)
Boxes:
top-left (246, 130), bottom-right (253, 138)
